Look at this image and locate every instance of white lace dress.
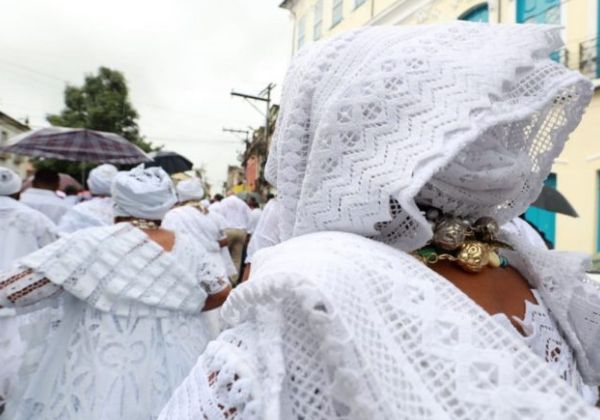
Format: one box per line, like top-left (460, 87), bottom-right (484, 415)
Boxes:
top-left (159, 232), bottom-right (600, 420)
top-left (0, 223), bottom-right (227, 420)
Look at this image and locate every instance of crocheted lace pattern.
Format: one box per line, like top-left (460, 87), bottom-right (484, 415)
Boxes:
top-left (265, 23), bottom-right (592, 251)
top-left (160, 232), bottom-right (600, 419)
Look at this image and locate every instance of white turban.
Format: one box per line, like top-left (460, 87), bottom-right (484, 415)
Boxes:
top-left (0, 168), bottom-right (22, 196)
top-left (88, 164), bottom-right (118, 196)
top-left (177, 178), bottom-right (204, 203)
top-left (112, 164), bottom-right (177, 220)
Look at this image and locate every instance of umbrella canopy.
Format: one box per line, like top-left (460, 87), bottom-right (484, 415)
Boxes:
top-left (531, 186), bottom-right (578, 217)
top-left (22, 173), bottom-right (83, 192)
top-left (147, 150), bottom-right (193, 174)
top-left (0, 127), bottom-right (151, 164)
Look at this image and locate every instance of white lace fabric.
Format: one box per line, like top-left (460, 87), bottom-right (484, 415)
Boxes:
top-left (0, 223), bottom-right (226, 419)
top-left (492, 290), bottom-right (597, 404)
top-left (160, 232), bottom-right (600, 419)
top-left (265, 23), bottom-right (592, 252)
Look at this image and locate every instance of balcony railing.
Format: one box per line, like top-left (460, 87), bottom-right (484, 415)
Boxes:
top-left (580, 37), bottom-right (599, 79)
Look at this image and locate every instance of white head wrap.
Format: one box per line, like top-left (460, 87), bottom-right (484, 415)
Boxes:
top-left (112, 164), bottom-right (176, 220)
top-left (0, 168), bottom-right (22, 196)
top-left (266, 22), bottom-right (592, 251)
top-left (177, 178), bottom-right (204, 203)
top-left (88, 164), bottom-right (118, 196)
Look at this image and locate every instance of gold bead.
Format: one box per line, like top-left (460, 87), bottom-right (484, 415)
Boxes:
top-left (457, 241), bottom-right (489, 273)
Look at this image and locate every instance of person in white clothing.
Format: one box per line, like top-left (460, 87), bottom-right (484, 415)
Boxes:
top-left (58, 164), bottom-right (118, 233)
top-left (0, 164), bottom-right (231, 420)
top-left (160, 24), bottom-right (600, 419)
top-left (20, 169), bottom-right (70, 224)
top-left (242, 197), bottom-right (282, 281)
top-left (206, 206), bottom-right (238, 279)
top-left (247, 197), bottom-right (262, 235)
top-left (214, 195), bottom-right (251, 282)
top-left (163, 178), bottom-right (229, 279)
top-left (0, 168), bottom-right (59, 416)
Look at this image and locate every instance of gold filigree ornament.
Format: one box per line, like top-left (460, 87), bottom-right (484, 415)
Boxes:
top-left (412, 208), bottom-right (510, 273)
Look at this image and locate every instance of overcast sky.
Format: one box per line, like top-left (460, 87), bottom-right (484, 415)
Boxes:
top-left (0, 0), bottom-right (293, 192)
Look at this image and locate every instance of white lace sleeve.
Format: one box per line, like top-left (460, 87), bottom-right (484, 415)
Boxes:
top-left (158, 324), bottom-right (263, 420)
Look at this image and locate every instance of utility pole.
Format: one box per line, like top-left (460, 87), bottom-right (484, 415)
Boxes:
top-left (222, 127), bottom-right (250, 147)
top-left (230, 83), bottom-right (275, 147)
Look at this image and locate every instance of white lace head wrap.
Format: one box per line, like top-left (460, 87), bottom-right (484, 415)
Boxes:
top-left (0, 168), bottom-right (21, 196)
top-left (177, 178), bottom-right (204, 203)
top-left (88, 164), bottom-right (118, 196)
top-left (112, 164), bottom-right (177, 220)
top-left (265, 22), bottom-right (593, 251)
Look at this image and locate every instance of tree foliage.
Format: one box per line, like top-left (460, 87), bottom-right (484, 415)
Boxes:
top-left (36, 67), bottom-right (153, 182)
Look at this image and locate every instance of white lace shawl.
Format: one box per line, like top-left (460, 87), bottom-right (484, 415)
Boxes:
top-left (16, 223), bottom-right (217, 317)
top-left (265, 23), bottom-right (592, 251)
top-left (159, 232), bottom-right (600, 420)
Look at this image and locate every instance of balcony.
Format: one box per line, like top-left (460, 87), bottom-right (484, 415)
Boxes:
top-left (580, 37), bottom-right (599, 79)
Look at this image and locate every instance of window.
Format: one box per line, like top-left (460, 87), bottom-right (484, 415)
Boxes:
top-left (355, 0), bottom-right (367, 8)
top-left (459, 4), bottom-right (489, 22)
top-left (524, 173), bottom-right (557, 248)
top-left (313, 0), bottom-right (323, 40)
top-left (332, 0), bottom-right (344, 27)
top-left (297, 15), bottom-right (306, 50)
top-left (517, 0), bottom-right (559, 24)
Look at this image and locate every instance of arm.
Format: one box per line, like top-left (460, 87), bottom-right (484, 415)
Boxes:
top-left (218, 237), bottom-right (229, 248)
top-left (202, 285), bottom-right (231, 311)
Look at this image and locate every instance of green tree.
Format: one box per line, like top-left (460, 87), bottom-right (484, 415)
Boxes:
top-left (36, 67), bottom-right (154, 182)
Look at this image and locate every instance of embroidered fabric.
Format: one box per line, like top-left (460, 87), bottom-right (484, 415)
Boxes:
top-left (0, 223), bottom-right (226, 420)
top-left (159, 232), bottom-right (600, 419)
top-left (12, 223), bottom-right (226, 316)
top-left (58, 197), bottom-right (114, 233)
top-left (265, 23), bottom-right (592, 252)
top-left (492, 290), bottom-right (598, 405)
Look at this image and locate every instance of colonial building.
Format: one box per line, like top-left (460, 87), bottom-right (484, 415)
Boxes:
top-left (280, 0), bottom-right (600, 254)
top-left (0, 111), bottom-right (31, 178)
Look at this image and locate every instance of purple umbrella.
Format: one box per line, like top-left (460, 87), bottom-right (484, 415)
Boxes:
top-left (1, 127), bottom-right (151, 164)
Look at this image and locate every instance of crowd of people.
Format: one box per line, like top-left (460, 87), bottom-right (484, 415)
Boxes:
top-left (2, 21), bottom-right (600, 419)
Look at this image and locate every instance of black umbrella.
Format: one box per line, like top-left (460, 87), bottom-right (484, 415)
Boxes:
top-left (147, 150), bottom-right (193, 174)
top-left (531, 186), bottom-right (578, 217)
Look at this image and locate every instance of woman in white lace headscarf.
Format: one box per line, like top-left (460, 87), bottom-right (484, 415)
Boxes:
top-left (58, 163), bottom-right (118, 232)
top-left (160, 23), bottom-right (600, 419)
top-left (0, 164), bottom-right (231, 420)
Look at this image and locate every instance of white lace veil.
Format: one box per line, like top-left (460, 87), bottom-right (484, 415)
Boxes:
top-left (265, 22), bottom-right (592, 251)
